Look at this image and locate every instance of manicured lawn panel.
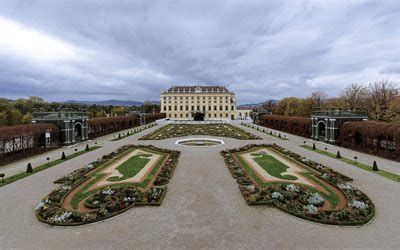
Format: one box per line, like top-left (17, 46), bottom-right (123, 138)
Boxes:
top-left (0, 146), bottom-right (101, 187)
top-left (301, 145), bottom-right (400, 182)
top-left (252, 153), bottom-right (298, 181)
top-left (107, 154), bottom-right (152, 182)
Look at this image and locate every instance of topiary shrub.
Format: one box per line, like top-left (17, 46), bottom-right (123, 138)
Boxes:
top-left (336, 151), bottom-right (341, 159)
top-left (279, 133), bottom-right (281, 138)
top-left (0, 173), bottom-right (5, 182)
top-left (118, 134), bottom-right (121, 139)
top-left (86, 144), bottom-right (89, 151)
top-left (26, 162), bottom-right (33, 173)
top-left (372, 161), bottom-right (378, 171)
top-left (312, 143), bottom-right (316, 150)
top-left (61, 152), bottom-right (66, 160)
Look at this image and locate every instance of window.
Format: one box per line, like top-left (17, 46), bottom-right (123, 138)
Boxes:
top-left (180, 114), bottom-right (183, 118)
top-left (169, 106), bottom-right (172, 111)
top-left (192, 106), bottom-right (195, 111)
top-left (226, 106), bottom-right (228, 111)
top-left (214, 114), bottom-right (217, 117)
top-left (220, 106), bottom-right (223, 111)
top-left (208, 106), bottom-right (211, 111)
top-left (164, 106), bottom-right (167, 111)
top-left (203, 106), bottom-right (206, 111)
top-left (226, 113), bottom-right (228, 117)
top-left (180, 106), bottom-right (183, 111)
top-left (231, 106), bottom-right (235, 110)
top-left (174, 106), bottom-right (177, 111)
top-left (214, 106), bottom-right (217, 111)
top-left (175, 114), bottom-right (177, 118)
top-left (220, 113), bottom-right (222, 117)
top-left (186, 106), bottom-right (189, 111)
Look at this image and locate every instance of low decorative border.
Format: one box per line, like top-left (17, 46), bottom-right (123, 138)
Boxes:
top-left (221, 144), bottom-right (375, 226)
top-left (35, 145), bottom-right (180, 226)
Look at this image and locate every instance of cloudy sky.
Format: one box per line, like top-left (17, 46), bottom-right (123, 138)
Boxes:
top-left (0, 0), bottom-right (399, 104)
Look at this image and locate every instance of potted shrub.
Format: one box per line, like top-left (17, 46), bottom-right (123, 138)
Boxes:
top-left (312, 143), bottom-right (316, 150)
top-left (86, 144), bottom-right (89, 151)
top-left (336, 151), bottom-right (341, 159)
top-left (26, 162), bottom-right (33, 173)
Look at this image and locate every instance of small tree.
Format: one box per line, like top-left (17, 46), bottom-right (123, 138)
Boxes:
top-left (336, 151), bottom-right (341, 159)
top-left (354, 156), bottom-right (358, 162)
top-left (372, 161), bottom-right (379, 171)
top-left (312, 143), bottom-right (316, 150)
top-left (26, 162), bottom-right (33, 173)
top-left (0, 173), bottom-right (5, 182)
top-left (85, 144), bottom-right (89, 151)
top-left (118, 134), bottom-right (121, 139)
top-left (61, 151), bottom-right (66, 160)
top-left (270, 131), bottom-right (272, 135)
top-left (278, 133), bottom-right (281, 138)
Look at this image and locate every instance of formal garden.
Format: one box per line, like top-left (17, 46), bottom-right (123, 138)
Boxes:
top-left (35, 145), bottom-right (180, 226)
top-left (140, 124), bottom-right (260, 140)
top-left (221, 144), bottom-right (375, 225)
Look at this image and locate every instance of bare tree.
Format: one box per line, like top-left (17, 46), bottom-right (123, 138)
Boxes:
top-left (311, 91), bottom-right (328, 109)
top-left (367, 80), bottom-right (399, 122)
top-left (341, 84), bottom-right (368, 111)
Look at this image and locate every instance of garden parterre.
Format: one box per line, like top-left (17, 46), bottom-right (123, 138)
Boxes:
top-left (221, 144), bottom-right (375, 225)
top-left (139, 124), bottom-right (261, 140)
top-left (35, 145), bottom-right (180, 226)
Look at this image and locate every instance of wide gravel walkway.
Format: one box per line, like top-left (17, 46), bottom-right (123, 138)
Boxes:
top-left (0, 122), bottom-right (399, 249)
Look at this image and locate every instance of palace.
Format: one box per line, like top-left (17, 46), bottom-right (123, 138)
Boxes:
top-left (160, 86), bottom-right (237, 120)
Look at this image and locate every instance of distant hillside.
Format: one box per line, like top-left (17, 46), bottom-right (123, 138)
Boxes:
top-left (63, 100), bottom-right (160, 106)
top-left (237, 99), bottom-right (279, 109)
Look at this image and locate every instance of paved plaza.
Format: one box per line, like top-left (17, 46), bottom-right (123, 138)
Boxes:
top-left (0, 122), bottom-right (399, 249)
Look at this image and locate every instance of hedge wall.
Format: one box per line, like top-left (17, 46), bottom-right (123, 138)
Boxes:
top-left (338, 121), bottom-right (400, 161)
top-left (144, 113), bottom-right (166, 123)
top-left (259, 115), bottom-right (311, 137)
top-left (0, 124), bottom-right (60, 165)
top-left (88, 115), bottom-right (141, 138)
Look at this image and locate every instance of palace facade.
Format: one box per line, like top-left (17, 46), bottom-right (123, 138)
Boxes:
top-left (160, 86), bottom-right (237, 120)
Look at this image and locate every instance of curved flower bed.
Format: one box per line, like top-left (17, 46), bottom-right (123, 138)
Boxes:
top-left (36, 145), bottom-right (180, 226)
top-left (221, 144), bottom-right (375, 226)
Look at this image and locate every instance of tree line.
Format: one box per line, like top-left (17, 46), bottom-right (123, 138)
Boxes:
top-left (262, 80), bottom-right (400, 122)
top-left (0, 97), bottom-right (160, 127)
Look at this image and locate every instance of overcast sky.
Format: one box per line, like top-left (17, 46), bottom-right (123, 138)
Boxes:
top-left (0, 1), bottom-right (399, 104)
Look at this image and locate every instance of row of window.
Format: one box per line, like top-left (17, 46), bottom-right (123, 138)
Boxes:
top-left (163, 105), bottom-right (235, 111)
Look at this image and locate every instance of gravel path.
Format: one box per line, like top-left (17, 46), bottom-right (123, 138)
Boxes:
top-left (0, 122), bottom-right (399, 249)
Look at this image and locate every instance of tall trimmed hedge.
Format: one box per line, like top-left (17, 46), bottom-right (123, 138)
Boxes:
top-left (0, 124), bottom-right (60, 165)
top-left (88, 115), bottom-right (141, 139)
top-left (338, 121), bottom-right (400, 161)
top-left (258, 115), bottom-right (311, 137)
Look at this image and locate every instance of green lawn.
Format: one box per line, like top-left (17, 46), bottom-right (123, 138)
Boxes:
top-left (301, 145), bottom-right (400, 183)
top-left (0, 146), bottom-right (101, 187)
top-left (251, 153), bottom-right (298, 180)
top-left (107, 153), bottom-right (152, 182)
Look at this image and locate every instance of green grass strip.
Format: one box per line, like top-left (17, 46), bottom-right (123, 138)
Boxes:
top-left (301, 145), bottom-right (400, 183)
top-left (243, 124), bottom-right (289, 140)
top-left (0, 146), bottom-right (101, 187)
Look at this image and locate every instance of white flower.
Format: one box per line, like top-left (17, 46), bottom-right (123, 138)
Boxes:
top-left (53, 211), bottom-right (72, 223)
top-left (303, 204), bottom-right (318, 214)
top-left (102, 189), bottom-right (114, 195)
top-left (271, 191), bottom-right (284, 200)
top-left (349, 200), bottom-right (368, 210)
top-left (286, 184), bottom-right (300, 193)
top-left (244, 185), bottom-right (255, 192)
top-left (308, 193), bottom-right (324, 206)
top-left (35, 201), bottom-right (45, 211)
top-left (337, 183), bottom-right (353, 191)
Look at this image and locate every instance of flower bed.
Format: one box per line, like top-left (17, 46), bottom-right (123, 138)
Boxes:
top-left (139, 124), bottom-right (261, 140)
top-left (221, 144), bottom-right (374, 226)
top-left (36, 145), bottom-right (180, 226)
